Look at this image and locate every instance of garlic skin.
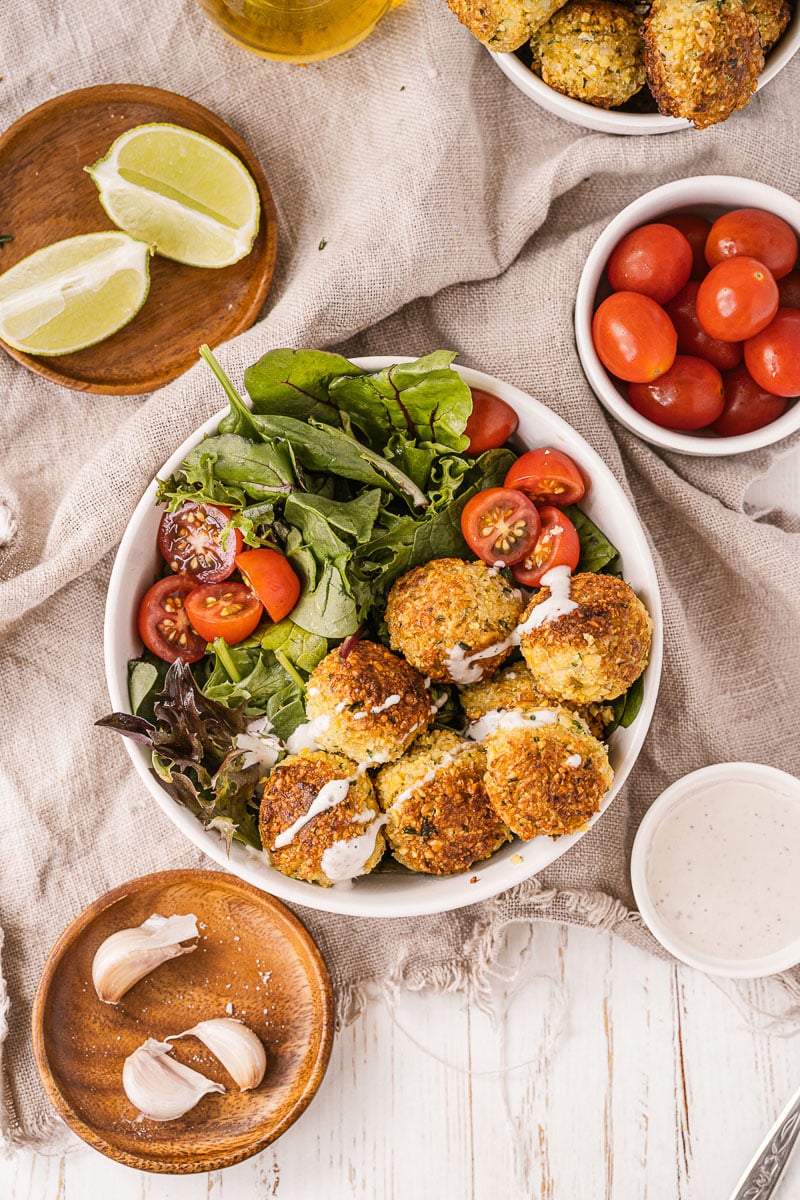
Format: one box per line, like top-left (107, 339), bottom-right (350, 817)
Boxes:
top-left (92, 913), bottom-right (199, 1004)
top-left (122, 1039), bottom-right (225, 1121)
top-left (170, 1018), bottom-right (267, 1091)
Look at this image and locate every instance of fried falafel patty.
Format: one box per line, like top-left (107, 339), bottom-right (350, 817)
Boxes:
top-left (259, 751), bottom-right (385, 887)
top-left (445, 0), bottom-right (569, 52)
top-left (385, 557), bottom-right (524, 685)
top-left (743, 0), bottom-right (791, 52)
top-left (519, 572), bottom-right (652, 706)
top-left (482, 708), bottom-right (613, 839)
top-left (530, 0), bottom-right (646, 109)
top-left (461, 661), bottom-right (614, 737)
top-left (375, 730), bottom-right (510, 874)
top-left (643, 0), bottom-right (764, 130)
top-left (305, 641), bottom-right (432, 766)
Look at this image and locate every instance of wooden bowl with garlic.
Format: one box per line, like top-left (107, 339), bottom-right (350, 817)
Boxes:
top-left (31, 870), bottom-right (334, 1172)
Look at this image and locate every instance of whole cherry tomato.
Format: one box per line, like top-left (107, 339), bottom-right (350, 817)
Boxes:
top-left (184, 582), bottom-right (263, 645)
top-left (510, 506), bottom-right (581, 587)
top-left (705, 208), bottom-right (798, 280)
top-left (460, 487), bottom-right (541, 566)
top-left (504, 447), bottom-right (586, 506)
top-left (711, 364), bottom-right (789, 436)
top-left (607, 223), bottom-right (693, 304)
top-left (235, 548), bottom-right (301, 622)
top-left (778, 270), bottom-right (800, 309)
top-left (695, 257), bottom-right (779, 342)
top-left (627, 355), bottom-right (725, 430)
top-left (664, 281), bottom-right (743, 371)
top-left (137, 575), bottom-right (206, 664)
top-left (158, 501), bottom-right (242, 583)
top-left (661, 212), bottom-right (713, 279)
top-left (463, 389), bottom-right (519, 455)
top-left (744, 308), bottom-right (800, 397)
top-left (592, 292), bottom-right (677, 383)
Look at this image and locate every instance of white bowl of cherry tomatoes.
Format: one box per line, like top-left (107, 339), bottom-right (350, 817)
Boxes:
top-left (575, 176), bottom-right (800, 456)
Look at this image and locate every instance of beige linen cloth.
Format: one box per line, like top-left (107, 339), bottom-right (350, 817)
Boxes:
top-left (2, 0), bottom-right (800, 1154)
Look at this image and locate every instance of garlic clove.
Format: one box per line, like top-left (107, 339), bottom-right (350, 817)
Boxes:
top-left (92, 913), bottom-right (199, 1004)
top-left (122, 1038), bottom-right (225, 1121)
top-left (170, 1018), bottom-right (267, 1091)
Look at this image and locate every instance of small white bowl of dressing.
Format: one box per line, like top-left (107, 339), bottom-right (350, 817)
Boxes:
top-left (631, 762), bottom-right (800, 978)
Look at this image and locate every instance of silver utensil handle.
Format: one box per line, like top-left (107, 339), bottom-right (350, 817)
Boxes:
top-left (730, 1085), bottom-right (800, 1200)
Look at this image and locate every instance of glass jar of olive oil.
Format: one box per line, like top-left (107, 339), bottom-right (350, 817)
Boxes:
top-left (198, 0), bottom-right (397, 62)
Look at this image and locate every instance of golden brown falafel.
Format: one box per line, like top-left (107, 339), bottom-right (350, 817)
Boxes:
top-left (445, 0), bottom-right (569, 52)
top-left (482, 708), bottom-right (613, 839)
top-left (461, 660), bottom-right (614, 736)
top-left (530, 0), bottom-right (646, 109)
top-left (385, 557), bottom-right (524, 685)
top-left (642, 0), bottom-right (764, 129)
top-left (743, 0), bottom-right (791, 52)
top-left (519, 571), bottom-right (652, 705)
top-left (305, 641), bottom-right (432, 766)
top-left (259, 751), bottom-right (385, 887)
top-left (375, 730), bottom-right (510, 874)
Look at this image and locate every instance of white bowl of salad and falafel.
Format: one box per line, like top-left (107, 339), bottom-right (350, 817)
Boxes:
top-left (100, 349), bottom-right (663, 918)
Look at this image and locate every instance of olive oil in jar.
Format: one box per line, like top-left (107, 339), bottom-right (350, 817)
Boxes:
top-left (198, 0), bottom-right (397, 62)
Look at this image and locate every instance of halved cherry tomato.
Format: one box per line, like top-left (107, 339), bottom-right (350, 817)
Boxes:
top-left (460, 487), bottom-right (540, 566)
top-left (510, 506), bottom-right (580, 587)
top-left (158, 501), bottom-right (243, 583)
top-left (705, 209), bottom-right (798, 280)
top-left (464, 389), bottom-right (519, 455)
top-left (664, 281), bottom-right (743, 371)
top-left (184, 583), bottom-right (263, 645)
top-left (744, 308), bottom-right (800, 397)
top-left (661, 212), bottom-right (713, 279)
top-left (592, 292), bottom-right (677, 382)
top-left (235, 548), bottom-right (301, 622)
top-left (607, 223), bottom-right (693, 304)
top-left (137, 575), bottom-right (207, 664)
top-left (628, 355), bottom-right (725, 430)
top-left (711, 365), bottom-right (789, 437)
top-left (504, 447), bottom-right (586, 506)
top-left (695, 257), bottom-right (779, 342)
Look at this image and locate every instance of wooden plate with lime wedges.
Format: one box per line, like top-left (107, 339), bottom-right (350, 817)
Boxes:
top-left (0, 84), bottom-right (278, 394)
top-left (31, 870), bottom-right (334, 1172)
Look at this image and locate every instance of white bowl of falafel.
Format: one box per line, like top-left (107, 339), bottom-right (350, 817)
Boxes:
top-left (103, 356), bottom-right (663, 918)
top-left (444, 0), bottom-right (800, 134)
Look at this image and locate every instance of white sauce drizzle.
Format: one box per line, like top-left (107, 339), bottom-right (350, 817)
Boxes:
top-left (321, 813), bottom-right (388, 884)
top-left (285, 714), bottom-right (331, 754)
top-left (234, 716), bottom-right (282, 771)
top-left (444, 565), bottom-right (578, 685)
top-left (391, 746), bottom-right (473, 807)
top-left (272, 775), bottom-right (355, 849)
top-left (566, 754), bottom-right (582, 768)
top-left (466, 708), bottom-right (558, 743)
top-left (352, 694), bottom-right (402, 720)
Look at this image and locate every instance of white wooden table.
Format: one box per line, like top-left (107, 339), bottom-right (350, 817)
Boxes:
top-left (3, 447), bottom-right (799, 1200)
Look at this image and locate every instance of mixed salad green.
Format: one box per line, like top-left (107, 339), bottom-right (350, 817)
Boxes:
top-left (99, 348), bottom-right (641, 852)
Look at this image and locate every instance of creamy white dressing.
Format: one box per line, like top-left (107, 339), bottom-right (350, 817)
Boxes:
top-left (234, 717), bottom-right (282, 771)
top-left (645, 780), bottom-right (800, 961)
top-left (351, 694), bottom-right (402, 720)
top-left (285, 714), bottom-right (331, 754)
top-left (272, 775), bottom-right (355, 849)
top-left (321, 813), bottom-right (388, 884)
top-left (466, 708), bottom-right (558, 742)
top-left (391, 746), bottom-right (472, 807)
top-left (444, 565), bottom-right (577, 684)
top-left (566, 754), bottom-right (582, 768)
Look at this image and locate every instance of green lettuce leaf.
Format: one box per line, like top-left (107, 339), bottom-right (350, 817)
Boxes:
top-left (243, 347), bottom-right (363, 423)
top-left (563, 505), bottom-right (620, 574)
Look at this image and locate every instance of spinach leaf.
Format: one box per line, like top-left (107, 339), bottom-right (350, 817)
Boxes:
top-left (285, 489), bottom-right (382, 551)
top-left (244, 348), bottom-right (363, 423)
top-left (329, 351), bottom-right (472, 451)
top-left (603, 674), bottom-right (646, 735)
top-left (289, 558), bottom-right (360, 639)
top-left (258, 619), bottom-right (329, 673)
top-left (564, 505), bottom-right (620, 574)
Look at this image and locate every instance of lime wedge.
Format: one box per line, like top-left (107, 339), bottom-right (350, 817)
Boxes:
top-left (0, 232), bottom-right (152, 356)
top-left (86, 123), bottom-right (261, 269)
